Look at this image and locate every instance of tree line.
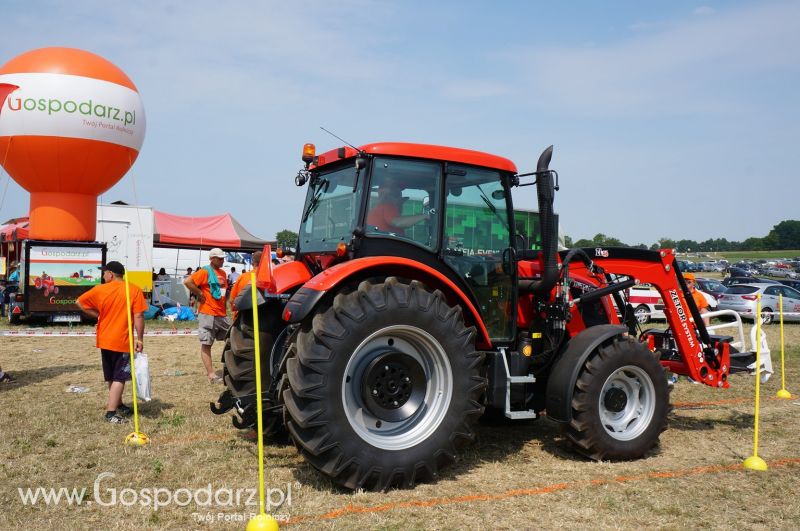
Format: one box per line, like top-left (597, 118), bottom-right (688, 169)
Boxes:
top-left (567, 220), bottom-right (800, 252)
top-left (275, 220), bottom-right (800, 253)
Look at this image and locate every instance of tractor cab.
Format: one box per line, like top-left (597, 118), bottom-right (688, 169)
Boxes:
top-left (295, 142), bottom-right (521, 342)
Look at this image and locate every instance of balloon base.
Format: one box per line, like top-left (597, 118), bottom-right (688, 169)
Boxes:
top-left (776, 389), bottom-right (792, 399)
top-left (246, 513), bottom-right (279, 531)
top-left (125, 432), bottom-right (150, 446)
top-left (743, 455), bottom-right (768, 471)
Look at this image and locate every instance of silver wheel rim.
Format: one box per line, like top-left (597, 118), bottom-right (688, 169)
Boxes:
top-left (342, 325), bottom-right (452, 450)
top-left (761, 310), bottom-right (772, 325)
top-left (598, 365), bottom-right (656, 441)
top-left (634, 306), bottom-right (649, 324)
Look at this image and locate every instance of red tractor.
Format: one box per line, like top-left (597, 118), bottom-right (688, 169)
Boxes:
top-left (212, 142), bottom-right (753, 490)
top-left (34, 273), bottom-right (58, 297)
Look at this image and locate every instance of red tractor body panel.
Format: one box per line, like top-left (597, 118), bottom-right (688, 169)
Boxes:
top-left (314, 142), bottom-right (518, 173)
top-left (270, 260), bottom-right (314, 293)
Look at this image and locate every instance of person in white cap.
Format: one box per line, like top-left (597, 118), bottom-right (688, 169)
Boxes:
top-left (184, 248), bottom-right (229, 383)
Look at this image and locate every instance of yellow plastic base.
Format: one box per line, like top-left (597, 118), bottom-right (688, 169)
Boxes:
top-left (246, 513), bottom-right (280, 531)
top-left (743, 455), bottom-right (768, 471)
top-left (776, 389), bottom-right (792, 399)
top-left (125, 432), bottom-right (151, 446)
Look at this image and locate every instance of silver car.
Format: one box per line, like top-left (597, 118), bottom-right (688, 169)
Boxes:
top-left (718, 283), bottom-right (800, 324)
top-left (766, 267), bottom-right (798, 279)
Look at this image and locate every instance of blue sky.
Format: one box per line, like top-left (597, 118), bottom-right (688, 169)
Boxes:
top-left (1, 1), bottom-right (798, 246)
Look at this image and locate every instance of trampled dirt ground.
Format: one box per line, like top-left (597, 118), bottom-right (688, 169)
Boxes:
top-left (1, 322), bottom-right (799, 530)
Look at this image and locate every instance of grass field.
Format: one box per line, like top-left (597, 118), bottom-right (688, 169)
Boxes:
top-left (1, 317), bottom-right (799, 530)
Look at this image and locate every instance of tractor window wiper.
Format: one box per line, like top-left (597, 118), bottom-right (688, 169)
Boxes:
top-left (301, 179), bottom-right (329, 222)
top-left (477, 184), bottom-right (509, 231)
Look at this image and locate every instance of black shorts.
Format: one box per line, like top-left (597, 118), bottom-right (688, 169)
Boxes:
top-left (101, 349), bottom-right (132, 382)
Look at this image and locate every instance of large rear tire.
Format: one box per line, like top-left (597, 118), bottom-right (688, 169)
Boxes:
top-left (282, 277), bottom-right (486, 491)
top-left (565, 336), bottom-right (670, 460)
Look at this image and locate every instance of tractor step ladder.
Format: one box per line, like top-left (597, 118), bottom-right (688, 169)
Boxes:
top-left (499, 348), bottom-right (537, 420)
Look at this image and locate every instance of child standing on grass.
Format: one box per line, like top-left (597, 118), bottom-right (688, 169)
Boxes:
top-left (77, 261), bottom-right (147, 424)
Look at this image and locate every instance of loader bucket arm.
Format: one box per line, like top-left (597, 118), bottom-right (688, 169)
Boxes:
top-left (562, 247), bottom-right (729, 388)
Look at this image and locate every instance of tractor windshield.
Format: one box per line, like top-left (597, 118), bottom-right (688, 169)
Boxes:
top-left (298, 164), bottom-right (363, 252)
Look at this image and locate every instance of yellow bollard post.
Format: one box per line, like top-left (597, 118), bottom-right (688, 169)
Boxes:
top-left (246, 272), bottom-right (279, 531)
top-left (743, 294), bottom-right (767, 471)
top-left (776, 294), bottom-right (792, 399)
top-left (123, 273), bottom-right (149, 446)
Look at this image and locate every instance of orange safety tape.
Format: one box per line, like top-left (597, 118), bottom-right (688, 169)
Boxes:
top-left (285, 458), bottom-right (800, 526)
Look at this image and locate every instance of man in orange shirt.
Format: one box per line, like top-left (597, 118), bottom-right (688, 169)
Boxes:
top-left (366, 179), bottom-right (429, 233)
top-left (684, 273), bottom-right (710, 326)
top-left (184, 248), bottom-right (229, 383)
top-left (77, 261), bottom-right (147, 424)
top-left (229, 251), bottom-right (261, 320)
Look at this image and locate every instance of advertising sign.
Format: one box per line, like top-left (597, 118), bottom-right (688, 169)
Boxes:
top-left (26, 244), bottom-right (104, 312)
top-left (0, 72), bottom-right (145, 150)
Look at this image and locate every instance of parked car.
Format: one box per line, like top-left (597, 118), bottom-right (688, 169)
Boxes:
top-left (718, 283), bottom-right (800, 324)
top-left (765, 267), bottom-right (798, 279)
top-left (695, 277), bottom-right (726, 299)
top-left (730, 263), bottom-right (758, 275)
top-left (726, 267), bottom-right (752, 278)
top-left (721, 276), bottom-right (781, 287)
top-left (628, 284), bottom-right (717, 324)
top-left (676, 260), bottom-right (701, 273)
top-left (700, 262), bottom-right (725, 272)
top-left (779, 279), bottom-right (800, 291)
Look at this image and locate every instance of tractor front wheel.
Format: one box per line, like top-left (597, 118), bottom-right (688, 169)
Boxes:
top-left (282, 277), bottom-right (485, 490)
top-left (565, 336), bottom-right (670, 460)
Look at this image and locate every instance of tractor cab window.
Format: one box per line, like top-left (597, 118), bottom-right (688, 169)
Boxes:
top-left (299, 165), bottom-right (363, 252)
top-left (443, 166), bottom-right (515, 342)
top-left (365, 158), bottom-right (440, 250)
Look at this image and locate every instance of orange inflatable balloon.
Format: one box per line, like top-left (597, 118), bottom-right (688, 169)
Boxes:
top-left (0, 47), bottom-right (145, 241)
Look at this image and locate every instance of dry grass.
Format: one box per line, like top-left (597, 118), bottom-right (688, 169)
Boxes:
top-left (1, 323), bottom-right (799, 530)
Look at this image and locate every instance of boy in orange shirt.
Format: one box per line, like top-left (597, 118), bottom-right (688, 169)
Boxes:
top-left (77, 261), bottom-right (147, 424)
top-left (683, 273), bottom-right (710, 326)
top-left (229, 251), bottom-right (261, 320)
top-left (184, 248), bottom-right (229, 383)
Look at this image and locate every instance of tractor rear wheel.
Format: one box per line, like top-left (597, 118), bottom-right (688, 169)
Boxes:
top-left (565, 336), bottom-right (670, 460)
top-left (282, 277), bottom-right (486, 491)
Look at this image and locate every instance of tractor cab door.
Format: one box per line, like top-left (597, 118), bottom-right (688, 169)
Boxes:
top-left (443, 165), bottom-right (516, 343)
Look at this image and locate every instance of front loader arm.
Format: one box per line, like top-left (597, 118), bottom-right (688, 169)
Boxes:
top-left (562, 247), bottom-right (729, 388)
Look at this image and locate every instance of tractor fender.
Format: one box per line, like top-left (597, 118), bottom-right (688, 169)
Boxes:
top-left (545, 324), bottom-right (628, 423)
top-left (234, 260), bottom-right (312, 312)
top-left (281, 256), bottom-right (491, 348)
